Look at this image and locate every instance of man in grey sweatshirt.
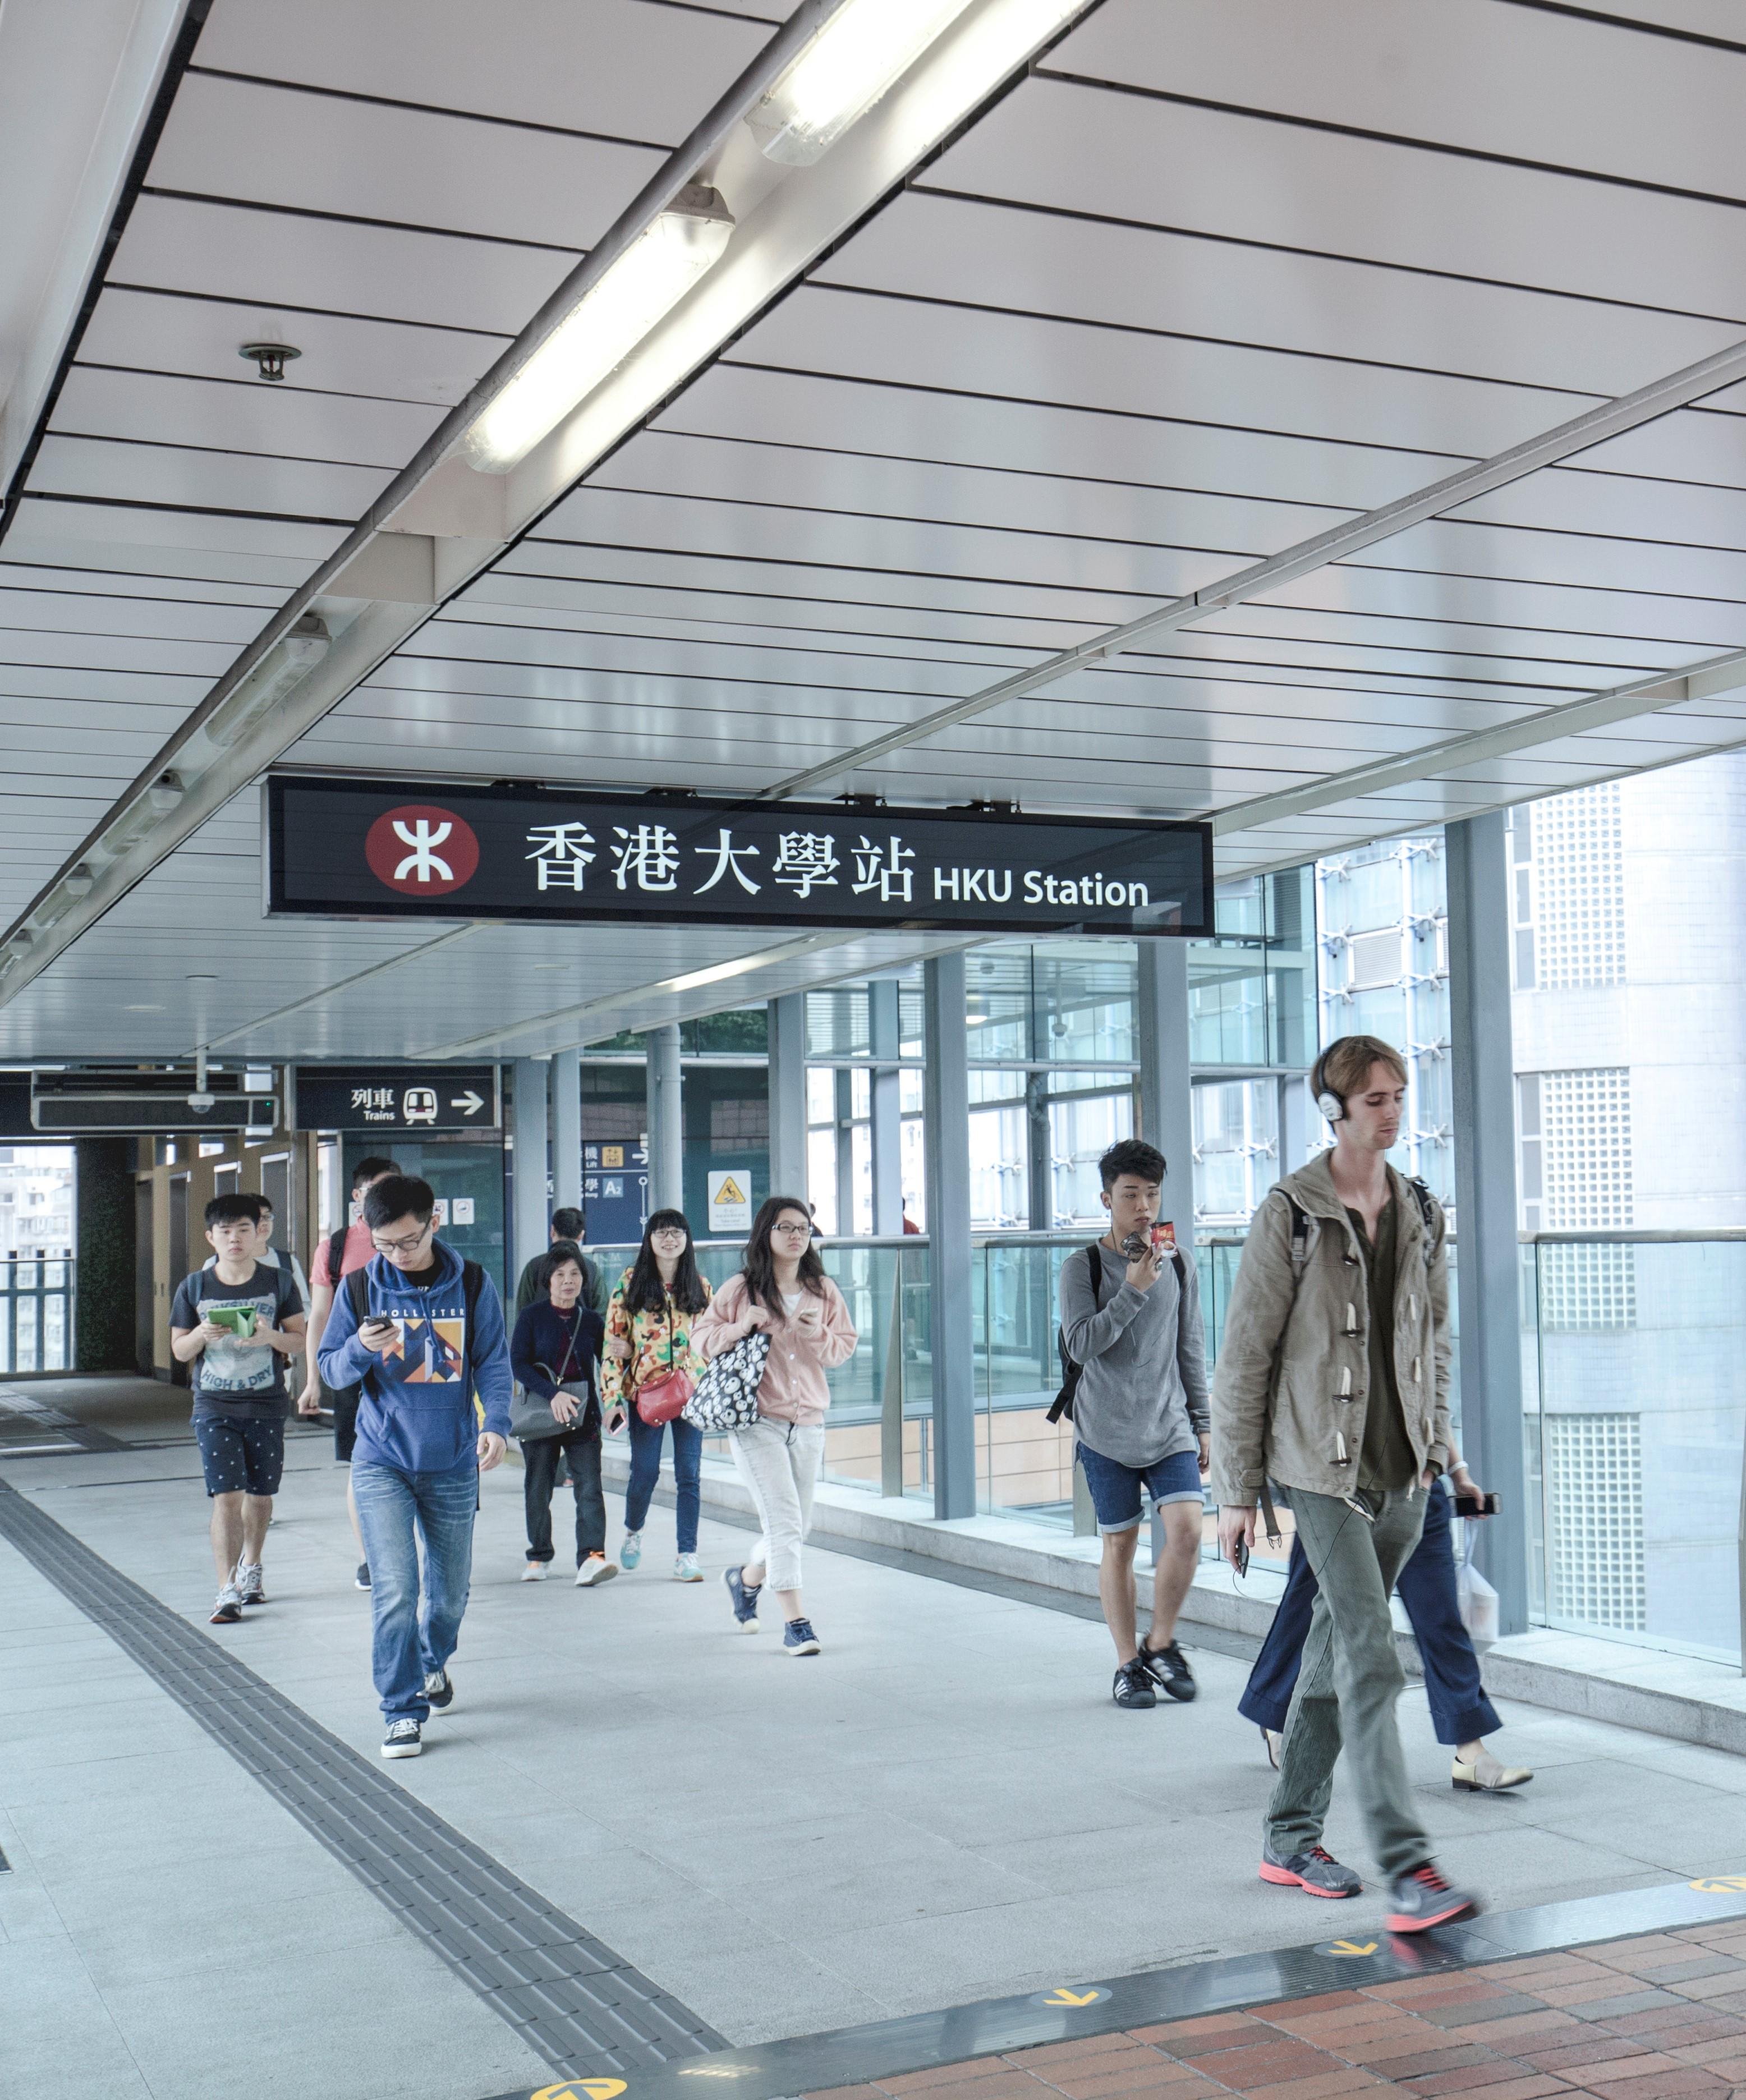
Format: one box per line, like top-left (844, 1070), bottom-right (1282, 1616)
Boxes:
top-left (1059, 1137), bottom-right (1210, 1711)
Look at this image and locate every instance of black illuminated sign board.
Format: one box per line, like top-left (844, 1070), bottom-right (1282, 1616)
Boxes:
top-left (292, 1065), bottom-right (500, 1133)
top-left (265, 778), bottom-right (1213, 938)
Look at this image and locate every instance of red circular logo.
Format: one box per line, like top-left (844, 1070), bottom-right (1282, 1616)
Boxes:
top-left (364, 805), bottom-right (480, 897)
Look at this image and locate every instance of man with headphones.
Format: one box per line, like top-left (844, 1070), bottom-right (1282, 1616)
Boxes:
top-left (1211, 1034), bottom-right (1482, 1933)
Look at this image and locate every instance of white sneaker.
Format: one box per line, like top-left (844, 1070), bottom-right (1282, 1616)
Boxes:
top-left (520, 1561), bottom-right (548, 1581)
top-left (674, 1553), bottom-right (703, 1582)
top-left (575, 1555), bottom-right (619, 1587)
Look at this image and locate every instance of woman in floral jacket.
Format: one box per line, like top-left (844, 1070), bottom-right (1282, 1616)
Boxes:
top-left (601, 1209), bottom-right (711, 1581)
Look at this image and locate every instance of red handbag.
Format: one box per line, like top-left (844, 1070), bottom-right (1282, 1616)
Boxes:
top-left (634, 1305), bottom-right (694, 1426)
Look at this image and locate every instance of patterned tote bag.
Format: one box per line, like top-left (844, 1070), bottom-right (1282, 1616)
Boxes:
top-left (681, 1329), bottom-right (770, 1433)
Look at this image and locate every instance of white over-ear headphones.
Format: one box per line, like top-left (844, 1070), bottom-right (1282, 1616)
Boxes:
top-left (1316, 1090), bottom-right (1345, 1123)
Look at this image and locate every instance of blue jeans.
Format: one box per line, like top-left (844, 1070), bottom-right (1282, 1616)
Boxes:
top-left (1240, 1478), bottom-right (1500, 1747)
top-left (352, 1459), bottom-right (478, 1723)
top-left (625, 1411), bottom-right (702, 1555)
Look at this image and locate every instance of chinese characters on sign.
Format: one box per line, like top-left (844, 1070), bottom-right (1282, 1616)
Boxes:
top-left (269, 781), bottom-right (1215, 938)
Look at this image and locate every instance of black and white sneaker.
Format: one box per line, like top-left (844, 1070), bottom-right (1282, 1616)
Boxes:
top-left (355, 1563), bottom-right (371, 1591)
top-left (1113, 1658), bottom-right (1157, 1708)
top-left (235, 1561), bottom-right (267, 1606)
top-left (382, 1718), bottom-right (422, 1759)
top-left (422, 1668), bottom-right (454, 1712)
top-left (209, 1584), bottom-right (243, 1625)
top-left (1140, 1638), bottom-right (1196, 1702)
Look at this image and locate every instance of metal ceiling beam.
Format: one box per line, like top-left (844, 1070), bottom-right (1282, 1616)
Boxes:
top-left (755, 334), bottom-right (1746, 801)
top-left (1206, 645), bottom-right (1746, 840)
top-left (0, 0), bottom-right (1099, 1014)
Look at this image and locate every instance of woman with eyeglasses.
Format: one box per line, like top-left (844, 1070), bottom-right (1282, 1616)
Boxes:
top-left (692, 1194), bottom-right (857, 1655)
top-left (601, 1209), bottom-right (712, 1582)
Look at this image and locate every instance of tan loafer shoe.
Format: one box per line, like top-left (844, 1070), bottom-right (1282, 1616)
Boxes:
top-left (1263, 1727), bottom-right (1282, 1770)
top-left (1453, 1749), bottom-right (1532, 1791)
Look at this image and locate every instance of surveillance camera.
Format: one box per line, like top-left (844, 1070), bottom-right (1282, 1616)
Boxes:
top-left (187, 1092), bottom-right (216, 1114)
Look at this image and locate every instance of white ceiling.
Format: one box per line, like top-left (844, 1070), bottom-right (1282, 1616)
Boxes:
top-left (4, 0), bottom-right (1746, 1061)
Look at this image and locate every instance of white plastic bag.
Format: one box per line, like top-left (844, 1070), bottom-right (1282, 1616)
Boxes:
top-left (1455, 1520), bottom-right (1499, 1648)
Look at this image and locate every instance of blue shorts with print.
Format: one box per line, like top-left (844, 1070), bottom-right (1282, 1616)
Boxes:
top-left (195, 1416), bottom-right (285, 1499)
top-left (1076, 1441), bottom-right (1203, 1535)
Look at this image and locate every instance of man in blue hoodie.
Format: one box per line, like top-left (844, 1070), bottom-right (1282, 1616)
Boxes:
top-left (318, 1174), bottom-right (512, 1759)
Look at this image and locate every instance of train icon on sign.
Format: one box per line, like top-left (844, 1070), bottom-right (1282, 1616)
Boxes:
top-left (403, 1087), bottom-right (439, 1125)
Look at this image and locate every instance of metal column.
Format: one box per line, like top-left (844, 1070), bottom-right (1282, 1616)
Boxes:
top-left (509, 1057), bottom-right (549, 1286)
top-left (1137, 940), bottom-right (1196, 1246)
top-left (924, 952), bottom-right (976, 1520)
top-left (869, 978), bottom-right (903, 1236)
top-left (1446, 812), bottom-right (1530, 1635)
top-left (766, 993), bottom-right (807, 1203)
top-left (550, 1048), bottom-right (581, 1215)
top-left (645, 1024), bottom-right (683, 1214)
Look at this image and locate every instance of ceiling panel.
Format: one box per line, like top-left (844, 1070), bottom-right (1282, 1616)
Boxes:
top-left (930, 74), bottom-right (1746, 321)
top-left (821, 188), bottom-right (1737, 397)
top-left (26, 433), bottom-right (393, 522)
top-left (1053, 0), bottom-right (1746, 200)
top-left (192, 0), bottom-right (774, 149)
top-left (104, 194), bottom-right (575, 336)
top-left (149, 72), bottom-right (663, 251)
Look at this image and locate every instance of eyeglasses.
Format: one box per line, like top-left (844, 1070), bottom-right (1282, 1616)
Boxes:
top-left (650, 1226), bottom-right (687, 1240)
top-left (771, 1220), bottom-right (812, 1238)
top-left (372, 1223), bottom-right (433, 1256)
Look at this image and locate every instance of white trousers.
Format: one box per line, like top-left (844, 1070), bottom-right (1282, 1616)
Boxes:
top-left (729, 1418), bottom-right (825, 1593)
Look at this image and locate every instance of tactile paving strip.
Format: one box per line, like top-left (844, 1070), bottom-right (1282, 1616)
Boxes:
top-left (0, 1382), bottom-right (127, 1453)
top-left (0, 1477), bottom-right (723, 2076)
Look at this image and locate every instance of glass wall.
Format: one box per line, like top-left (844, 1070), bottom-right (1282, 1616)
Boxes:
top-left (0, 1143), bottom-right (76, 1375)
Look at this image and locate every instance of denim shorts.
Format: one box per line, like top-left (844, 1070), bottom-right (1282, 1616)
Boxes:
top-left (1076, 1441), bottom-right (1204, 1535)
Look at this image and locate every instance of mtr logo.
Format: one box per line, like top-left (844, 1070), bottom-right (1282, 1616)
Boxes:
top-left (365, 805), bottom-right (480, 897)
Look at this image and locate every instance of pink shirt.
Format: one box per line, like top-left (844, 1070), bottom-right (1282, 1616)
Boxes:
top-left (692, 1273), bottom-right (857, 1426)
top-left (311, 1221), bottom-right (375, 1289)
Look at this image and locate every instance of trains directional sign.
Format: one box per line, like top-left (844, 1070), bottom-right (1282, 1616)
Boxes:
top-left (292, 1064), bottom-right (500, 1134)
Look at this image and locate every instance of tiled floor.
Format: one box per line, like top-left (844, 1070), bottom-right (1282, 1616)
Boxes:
top-left (807, 1927), bottom-right (1746, 2100)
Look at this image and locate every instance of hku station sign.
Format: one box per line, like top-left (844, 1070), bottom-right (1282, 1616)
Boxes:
top-left (265, 779), bottom-right (1214, 938)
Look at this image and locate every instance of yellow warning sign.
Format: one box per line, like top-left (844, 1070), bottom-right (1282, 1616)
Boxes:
top-left (707, 1169), bottom-right (753, 1233)
top-left (1321, 1940), bottom-right (1380, 1957)
top-left (533, 2081), bottom-right (628, 2100)
top-left (1031, 1986), bottom-right (1113, 2007)
top-left (715, 1175), bottom-right (746, 1205)
top-left (1690, 1877), bottom-right (1746, 1894)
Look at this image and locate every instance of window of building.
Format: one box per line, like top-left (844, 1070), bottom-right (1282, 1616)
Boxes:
top-left (1519, 782), bottom-right (1626, 990)
top-left (1546, 1413), bottom-right (1646, 1632)
top-left (1534, 1067), bottom-right (1633, 1229)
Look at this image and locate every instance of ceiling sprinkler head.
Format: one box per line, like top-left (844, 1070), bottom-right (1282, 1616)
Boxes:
top-left (240, 341), bottom-right (300, 383)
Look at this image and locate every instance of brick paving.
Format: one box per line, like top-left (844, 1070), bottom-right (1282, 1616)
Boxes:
top-left (806, 1927), bottom-right (1746, 2100)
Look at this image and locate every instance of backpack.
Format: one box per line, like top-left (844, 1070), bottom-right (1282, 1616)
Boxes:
top-left (346, 1258), bottom-right (485, 1404)
top-left (1049, 1239), bottom-right (1188, 1425)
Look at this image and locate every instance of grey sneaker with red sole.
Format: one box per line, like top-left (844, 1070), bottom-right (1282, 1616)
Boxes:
top-left (1259, 1839), bottom-right (1362, 1898)
top-left (1385, 1862), bottom-right (1482, 1932)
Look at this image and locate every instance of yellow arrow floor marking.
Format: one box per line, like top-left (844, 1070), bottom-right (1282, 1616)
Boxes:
top-left (533, 2081), bottom-right (629, 2100)
top-left (1035, 1986), bottom-right (1112, 2006)
top-left (1324, 1940), bottom-right (1380, 1957)
top-left (1692, 1876), bottom-right (1746, 1894)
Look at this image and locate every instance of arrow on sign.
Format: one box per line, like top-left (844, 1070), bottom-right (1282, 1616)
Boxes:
top-left (1325, 1940), bottom-right (1379, 1957)
top-left (451, 1091), bottom-right (485, 1115)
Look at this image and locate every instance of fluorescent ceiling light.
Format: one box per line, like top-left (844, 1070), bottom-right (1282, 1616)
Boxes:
top-left (748, 0), bottom-right (977, 164)
top-left (462, 186), bottom-right (734, 474)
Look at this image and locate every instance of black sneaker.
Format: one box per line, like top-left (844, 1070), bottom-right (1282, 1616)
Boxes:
top-left (382, 1718), bottom-right (422, 1759)
top-left (1260, 1838), bottom-right (1362, 1898)
top-left (422, 1668), bottom-right (454, 1712)
top-left (1113, 1657), bottom-right (1157, 1708)
top-left (209, 1584), bottom-right (243, 1625)
top-left (355, 1563), bottom-right (371, 1591)
top-left (1385, 1862), bottom-right (1482, 1933)
top-left (1140, 1638), bottom-right (1196, 1702)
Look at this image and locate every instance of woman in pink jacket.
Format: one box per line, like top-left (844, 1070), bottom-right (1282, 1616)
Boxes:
top-left (693, 1194), bottom-right (857, 1656)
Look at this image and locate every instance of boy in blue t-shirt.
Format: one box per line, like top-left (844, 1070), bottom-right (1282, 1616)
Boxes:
top-left (170, 1192), bottom-right (306, 1623)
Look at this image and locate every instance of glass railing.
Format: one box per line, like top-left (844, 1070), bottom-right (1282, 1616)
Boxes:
top-left (1524, 1231), bottom-right (1746, 1668)
top-left (0, 1253), bottom-right (75, 1375)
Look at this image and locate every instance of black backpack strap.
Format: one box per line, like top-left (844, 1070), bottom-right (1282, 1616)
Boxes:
top-left (1406, 1176), bottom-right (1437, 1231)
top-left (1047, 1242), bottom-right (1106, 1424)
top-left (1281, 1193), bottom-right (1311, 1278)
top-left (346, 1265), bottom-right (369, 1324)
top-left (461, 1259), bottom-right (484, 1407)
top-left (1087, 1242), bottom-right (1102, 1296)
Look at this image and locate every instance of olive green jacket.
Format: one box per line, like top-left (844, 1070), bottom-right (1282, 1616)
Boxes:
top-left (1210, 1152), bottom-right (1451, 1507)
